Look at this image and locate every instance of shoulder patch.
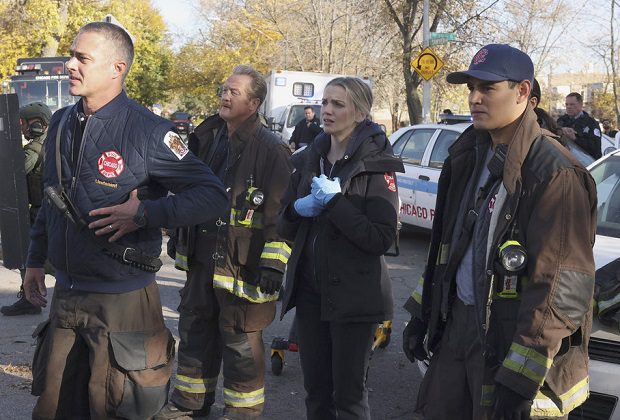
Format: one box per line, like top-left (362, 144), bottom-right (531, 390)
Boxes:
top-left (384, 173), bottom-right (396, 192)
top-left (164, 131), bottom-right (189, 160)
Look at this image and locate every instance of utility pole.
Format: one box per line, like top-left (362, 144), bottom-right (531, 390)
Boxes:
top-left (422, 0), bottom-right (431, 122)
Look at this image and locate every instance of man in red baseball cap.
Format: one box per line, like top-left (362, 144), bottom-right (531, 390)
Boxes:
top-left (403, 44), bottom-right (596, 419)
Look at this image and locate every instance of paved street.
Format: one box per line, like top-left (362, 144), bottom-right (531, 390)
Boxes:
top-left (0, 229), bottom-right (430, 419)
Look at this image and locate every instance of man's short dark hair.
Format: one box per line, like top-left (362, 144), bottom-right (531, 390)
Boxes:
top-left (232, 65), bottom-right (267, 105)
top-left (304, 106), bottom-right (314, 112)
top-left (567, 92), bottom-right (583, 104)
top-left (78, 22), bottom-right (134, 78)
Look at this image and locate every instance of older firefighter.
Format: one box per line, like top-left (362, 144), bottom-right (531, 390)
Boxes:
top-left (403, 44), bottom-right (596, 419)
top-left (156, 65), bottom-right (292, 420)
top-left (1, 102), bottom-right (53, 317)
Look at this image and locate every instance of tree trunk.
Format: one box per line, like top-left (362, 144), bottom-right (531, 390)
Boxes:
top-left (41, 0), bottom-right (69, 57)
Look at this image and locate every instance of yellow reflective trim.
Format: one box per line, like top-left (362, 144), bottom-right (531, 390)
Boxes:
top-left (265, 241), bottom-right (291, 254)
top-left (213, 274), bottom-right (279, 303)
top-left (510, 342), bottom-right (553, 369)
top-left (480, 384), bottom-right (496, 407)
top-left (223, 387), bottom-right (265, 408)
top-left (260, 251), bottom-right (289, 264)
top-left (229, 209), bottom-right (263, 229)
top-left (531, 377), bottom-right (589, 417)
top-left (503, 358), bottom-right (545, 384)
top-left (174, 375), bottom-right (218, 394)
top-left (436, 243), bottom-right (450, 265)
top-left (175, 252), bottom-right (189, 271)
top-left (499, 239), bottom-right (522, 253)
top-left (412, 276), bottom-right (424, 304)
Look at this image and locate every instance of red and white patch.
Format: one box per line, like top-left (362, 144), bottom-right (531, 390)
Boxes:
top-left (97, 151), bottom-right (125, 178)
top-left (488, 193), bottom-right (497, 213)
top-left (384, 173), bottom-right (396, 192)
top-left (164, 131), bottom-right (189, 160)
top-left (473, 48), bottom-right (488, 65)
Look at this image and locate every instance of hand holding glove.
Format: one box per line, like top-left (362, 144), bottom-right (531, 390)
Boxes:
top-left (258, 268), bottom-right (284, 295)
top-left (492, 384), bottom-right (533, 420)
top-left (402, 317), bottom-right (429, 362)
top-left (311, 174), bottom-right (341, 205)
top-left (293, 194), bottom-right (324, 217)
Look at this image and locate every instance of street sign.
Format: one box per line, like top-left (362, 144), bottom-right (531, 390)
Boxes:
top-left (430, 32), bottom-right (457, 46)
top-left (411, 47), bottom-right (444, 81)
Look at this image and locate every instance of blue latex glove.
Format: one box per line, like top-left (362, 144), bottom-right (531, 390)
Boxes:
top-left (311, 174), bottom-right (341, 205)
top-left (293, 194), bottom-right (324, 217)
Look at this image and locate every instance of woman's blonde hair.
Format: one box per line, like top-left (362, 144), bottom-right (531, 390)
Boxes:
top-left (325, 77), bottom-right (373, 120)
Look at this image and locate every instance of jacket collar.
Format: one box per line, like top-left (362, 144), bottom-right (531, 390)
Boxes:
top-left (77, 90), bottom-right (129, 120)
top-left (502, 107), bottom-right (543, 194)
top-left (194, 113), bottom-right (262, 144)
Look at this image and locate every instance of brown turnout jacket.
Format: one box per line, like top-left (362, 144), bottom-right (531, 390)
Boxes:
top-left (405, 108), bottom-right (597, 417)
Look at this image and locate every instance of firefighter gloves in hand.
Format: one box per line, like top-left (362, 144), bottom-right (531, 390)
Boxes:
top-left (492, 384), bottom-right (533, 420)
top-left (294, 194), bottom-right (324, 217)
top-left (311, 174), bottom-right (341, 205)
top-left (402, 317), bottom-right (428, 362)
top-left (258, 268), bottom-right (283, 295)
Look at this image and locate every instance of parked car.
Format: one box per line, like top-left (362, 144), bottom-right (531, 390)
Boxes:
top-left (170, 111), bottom-right (194, 135)
top-left (413, 149), bottom-right (620, 419)
top-left (572, 149), bottom-right (620, 420)
top-left (389, 122), bottom-right (470, 230)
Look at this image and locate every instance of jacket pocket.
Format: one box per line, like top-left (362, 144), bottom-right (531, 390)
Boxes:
top-left (31, 319), bottom-right (51, 396)
top-left (234, 235), bottom-right (263, 268)
top-left (107, 328), bottom-right (175, 420)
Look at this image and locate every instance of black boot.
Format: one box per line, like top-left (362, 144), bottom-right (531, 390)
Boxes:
top-left (1, 295), bottom-right (41, 316)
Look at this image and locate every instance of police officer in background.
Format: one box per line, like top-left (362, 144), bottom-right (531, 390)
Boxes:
top-left (403, 44), bottom-right (596, 419)
top-left (1, 102), bottom-right (53, 316)
top-left (289, 105), bottom-right (321, 151)
top-left (156, 65), bottom-right (292, 420)
top-left (24, 22), bottom-right (228, 419)
top-left (557, 92), bottom-right (602, 159)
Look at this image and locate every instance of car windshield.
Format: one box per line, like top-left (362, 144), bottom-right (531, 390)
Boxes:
top-left (590, 154), bottom-right (620, 238)
top-left (286, 105), bottom-right (321, 128)
top-left (10, 79), bottom-right (76, 112)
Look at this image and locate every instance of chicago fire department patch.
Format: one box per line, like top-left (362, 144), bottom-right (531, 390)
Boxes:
top-left (384, 173), bottom-right (396, 192)
top-left (97, 151), bottom-right (125, 178)
top-left (164, 131), bottom-right (189, 160)
top-left (473, 48), bottom-right (488, 65)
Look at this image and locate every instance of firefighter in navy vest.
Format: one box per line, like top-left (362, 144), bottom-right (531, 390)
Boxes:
top-left (1, 102), bottom-right (52, 317)
top-left (23, 22), bottom-right (228, 419)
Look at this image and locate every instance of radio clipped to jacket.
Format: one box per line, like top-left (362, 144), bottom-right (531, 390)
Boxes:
top-left (237, 175), bottom-right (264, 226)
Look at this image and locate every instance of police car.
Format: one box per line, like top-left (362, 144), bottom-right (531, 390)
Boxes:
top-left (389, 122), bottom-right (471, 229)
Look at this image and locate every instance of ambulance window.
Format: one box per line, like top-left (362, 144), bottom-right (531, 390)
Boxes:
top-left (429, 129), bottom-right (459, 169)
top-left (293, 82), bottom-right (314, 98)
top-left (400, 129), bottom-right (435, 165)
